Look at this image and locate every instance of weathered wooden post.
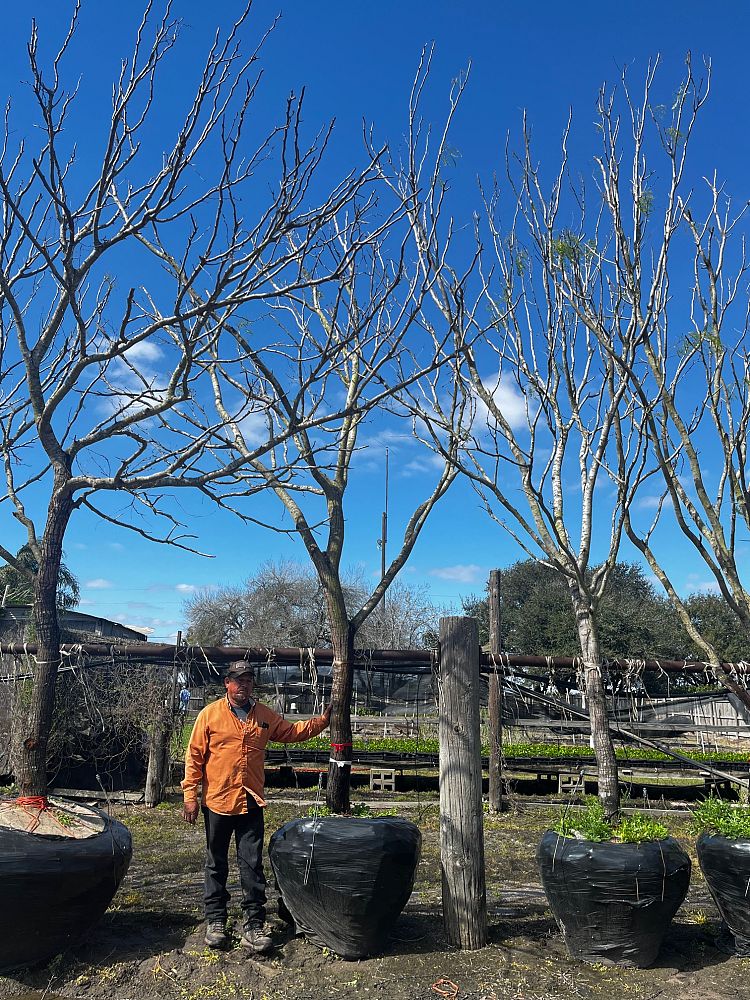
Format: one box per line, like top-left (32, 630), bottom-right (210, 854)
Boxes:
top-left (145, 632), bottom-right (182, 808)
top-left (439, 615), bottom-right (488, 948)
top-left (487, 569), bottom-right (504, 813)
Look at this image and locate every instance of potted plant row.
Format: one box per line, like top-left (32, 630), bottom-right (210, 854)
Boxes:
top-left (537, 798), bottom-right (691, 968)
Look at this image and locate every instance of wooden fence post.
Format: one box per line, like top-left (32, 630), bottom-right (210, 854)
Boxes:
top-left (145, 632), bottom-right (182, 807)
top-left (144, 678), bottom-right (170, 808)
top-left (439, 615), bottom-right (488, 949)
top-left (488, 569), bottom-right (504, 813)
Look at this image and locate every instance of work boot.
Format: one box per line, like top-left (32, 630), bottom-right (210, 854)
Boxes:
top-left (241, 920), bottom-right (273, 954)
top-left (204, 920), bottom-right (228, 949)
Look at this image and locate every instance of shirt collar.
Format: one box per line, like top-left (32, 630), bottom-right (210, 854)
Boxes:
top-left (226, 694), bottom-right (256, 712)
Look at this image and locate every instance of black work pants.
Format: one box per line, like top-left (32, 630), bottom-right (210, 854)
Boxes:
top-left (202, 794), bottom-right (266, 924)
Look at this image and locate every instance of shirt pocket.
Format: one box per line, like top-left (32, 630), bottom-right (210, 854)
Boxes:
top-left (242, 725), bottom-right (269, 752)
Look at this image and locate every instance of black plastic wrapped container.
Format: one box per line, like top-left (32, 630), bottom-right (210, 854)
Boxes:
top-left (0, 804), bottom-right (132, 971)
top-left (269, 816), bottom-right (421, 958)
top-left (537, 829), bottom-right (691, 967)
top-left (697, 832), bottom-right (750, 955)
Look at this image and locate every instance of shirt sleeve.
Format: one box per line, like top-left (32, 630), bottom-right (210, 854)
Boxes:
top-left (266, 709), bottom-right (329, 744)
top-left (181, 711), bottom-right (209, 803)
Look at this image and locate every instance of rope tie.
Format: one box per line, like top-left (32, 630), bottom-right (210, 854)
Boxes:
top-left (15, 795), bottom-right (49, 833)
top-left (330, 742), bottom-right (352, 753)
top-left (15, 795), bottom-right (48, 810)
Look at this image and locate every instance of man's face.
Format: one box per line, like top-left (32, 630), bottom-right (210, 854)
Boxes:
top-left (224, 672), bottom-right (254, 706)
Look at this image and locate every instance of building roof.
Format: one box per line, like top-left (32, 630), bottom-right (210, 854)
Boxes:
top-left (0, 605), bottom-right (147, 643)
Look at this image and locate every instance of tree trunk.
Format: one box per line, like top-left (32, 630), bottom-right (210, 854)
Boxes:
top-left (438, 616), bottom-right (487, 948)
top-left (326, 603), bottom-right (354, 814)
top-left (569, 586), bottom-right (619, 819)
top-left (14, 485), bottom-right (74, 797)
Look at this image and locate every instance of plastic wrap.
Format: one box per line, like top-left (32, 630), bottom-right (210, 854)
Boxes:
top-left (697, 832), bottom-right (750, 955)
top-left (269, 816), bottom-right (421, 958)
top-left (0, 807), bottom-right (132, 971)
top-left (537, 830), bottom-right (691, 967)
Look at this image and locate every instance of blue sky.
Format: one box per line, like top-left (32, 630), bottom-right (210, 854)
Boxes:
top-left (2, 2), bottom-right (748, 640)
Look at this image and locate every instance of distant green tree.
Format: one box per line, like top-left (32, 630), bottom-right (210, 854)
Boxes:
top-left (462, 560), bottom-right (688, 660)
top-left (682, 593), bottom-right (749, 664)
top-left (0, 545), bottom-right (79, 611)
top-left (593, 563), bottom-right (688, 661)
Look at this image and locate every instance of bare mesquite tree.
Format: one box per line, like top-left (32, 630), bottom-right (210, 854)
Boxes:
top-left (624, 311), bottom-right (750, 695)
top-left (456, 59), bottom-right (750, 815)
top-left (205, 205), bottom-right (465, 811)
top-left (400, 63), bottom-right (703, 817)
top-left (582, 61), bottom-right (750, 696)
top-left (0, 4), bottom-right (383, 796)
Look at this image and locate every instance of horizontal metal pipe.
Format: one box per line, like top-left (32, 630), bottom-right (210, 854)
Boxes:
top-left (1, 642), bottom-right (748, 675)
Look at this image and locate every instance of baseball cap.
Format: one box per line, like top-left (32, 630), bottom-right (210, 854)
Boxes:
top-left (224, 663), bottom-right (255, 680)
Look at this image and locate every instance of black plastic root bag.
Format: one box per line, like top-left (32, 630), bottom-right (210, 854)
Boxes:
top-left (697, 833), bottom-right (750, 956)
top-left (0, 809), bottom-right (132, 971)
top-left (537, 830), bottom-right (691, 967)
top-left (269, 816), bottom-right (421, 958)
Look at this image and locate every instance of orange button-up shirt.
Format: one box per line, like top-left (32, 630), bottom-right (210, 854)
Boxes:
top-left (182, 697), bottom-right (329, 815)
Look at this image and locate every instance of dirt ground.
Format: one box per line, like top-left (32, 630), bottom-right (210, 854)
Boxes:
top-left (2, 795), bottom-right (750, 1000)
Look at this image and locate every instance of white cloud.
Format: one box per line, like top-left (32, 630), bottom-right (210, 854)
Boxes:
top-left (125, 600), bottom-right (162, 612)
top-left (101, 384), bottom-right (169, 418)
top-left (143, 581), bottom-right (198, 596)
top-left (99, 339), bottom-right (170, 419)
top-left (692, 580), bottom-right (722, 595)
top-left (236, 410), bottom-right (272, 449)
top-left (430, 563), bottom-right (484, 584)
top-left (122, 341), bottom-right (164, 365)
top-left (476, 375), bottom-right (528, 431)
top-left (359, 428), bottom-right (416, 462)
top-left (368, 429), bottom-right (414, 448)
top-left (681, 572), bottom-right (722, 597)
top-left (401, 454), bottom-right (447, 477)
top-left (637, 495), bottom-right (663, 510)
top-left (402, 459), bottom-right (430, 476)
top-left (85, 578), bottom-right (113, 589)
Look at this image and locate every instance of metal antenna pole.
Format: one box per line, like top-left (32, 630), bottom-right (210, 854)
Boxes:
top-left (380, 448), bottom-right (389, 644)
top-left (381, 448), bottom-right (388, 594)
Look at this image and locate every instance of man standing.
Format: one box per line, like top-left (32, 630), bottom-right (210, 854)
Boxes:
top-left (182, 662), bottom-right (331, 953)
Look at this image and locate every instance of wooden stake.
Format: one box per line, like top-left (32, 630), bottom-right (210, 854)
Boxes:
top-left (438, 615), bottom-right (487, 949)
top-left (487, 569), bottom-right (504, 813)
top-left (145, 631), bottom-right (182, 807)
